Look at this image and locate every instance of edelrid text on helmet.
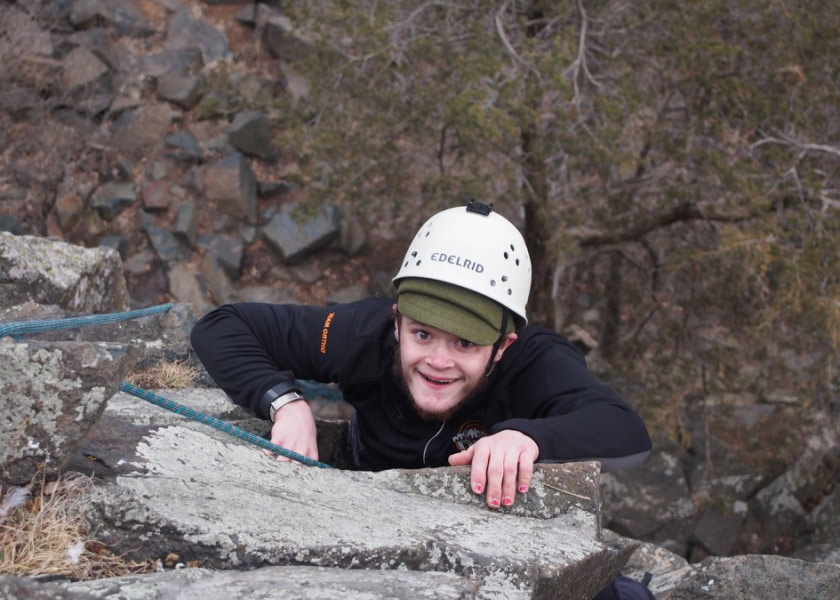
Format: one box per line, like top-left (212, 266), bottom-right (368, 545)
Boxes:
top-left (392, 202), bottom-right (532, 327)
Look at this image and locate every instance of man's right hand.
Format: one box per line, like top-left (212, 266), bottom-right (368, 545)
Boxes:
top-left (266, 400), bottom-right (319, 463)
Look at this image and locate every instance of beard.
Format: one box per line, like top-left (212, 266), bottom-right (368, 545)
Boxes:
top-left (391, 340), bottom-right (490, 422)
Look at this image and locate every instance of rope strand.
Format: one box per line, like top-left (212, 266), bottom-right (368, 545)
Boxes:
top-left (1, 304), bottom-right (333, 468)
top-left (119, 382), bottom-right (332, 469)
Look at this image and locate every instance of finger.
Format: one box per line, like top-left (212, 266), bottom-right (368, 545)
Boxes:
top-left (447, 446), bottom-right (474, 466)
top-left (500, 449), bottom-right (520, 507)
top-left (517, 453), bottom-right (535, 495)
top-left (483, 447), bottom-right (504, 509)
top-left (468, 443), bottom-right (491, 497)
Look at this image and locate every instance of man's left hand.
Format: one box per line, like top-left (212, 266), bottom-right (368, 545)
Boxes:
top-left (448, 430), bottom-right (539, 509)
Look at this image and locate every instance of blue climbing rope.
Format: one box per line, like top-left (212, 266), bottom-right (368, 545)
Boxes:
top-left (2, 304), bottom-right (333, 468)
top-left (0, 303), bottom-right (174, 338)
top-left (119, 382), bottom-right (332, 469)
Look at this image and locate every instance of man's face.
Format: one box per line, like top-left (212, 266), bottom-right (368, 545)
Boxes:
top-left (394, 314), bottom-right (515, 421)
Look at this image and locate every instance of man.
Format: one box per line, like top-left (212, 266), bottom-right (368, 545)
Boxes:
top-left (191, 201), bottom-right (652, 510)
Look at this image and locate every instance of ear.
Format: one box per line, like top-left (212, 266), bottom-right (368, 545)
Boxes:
top-left (393, 304), bottom-right (400, 342)
top-left (493, 333), bottom-right (517, 363)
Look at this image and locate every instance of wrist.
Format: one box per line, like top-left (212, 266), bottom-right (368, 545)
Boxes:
top-left (269, 390), bottom-right (305, 422)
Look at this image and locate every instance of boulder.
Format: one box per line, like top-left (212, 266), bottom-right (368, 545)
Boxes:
top-left (666, 554), bottom-right (840, 600)
top-left (0, 577), bottom-right (97, 600)
top-left (202, 153), bottom-right (258, 224)
top-left (141, 180), bottom-right (172, 211)
top-left (602, 533), bottom-right (693, 598)
top-left (0, 338), bottom-right (138, 485)
top-left (263, 15), bottom-right (313, 61)
top-left (69, 0), bottom-right (155, 37)
top-left (143, 219), bottom-right (187, 263)
top-left (165, 11), bottom-right (232, 64)
top-left (0, 232), bottom-right (129, 313)
top-left (109, 104), bottom-right (182, 158)
top-left (122, 249), bottom-right (168, 307)
top-left (174, 202), bottom-right (199, 245)
top-left (739, 420), bottom-right (837, 555)
top-left (62, 567), bottom-right (481, 599)
top-left (156, 72), bottom-right (205, 110)
top-left (91, 182), bottom-right (136, 221)
top-left (60, 47), bottom-right (111, 95)
top-left (262, 201), bottom-right (340, 264)
top-left (199, 254), bottom-right (239, 306)
top-left (166, 263), bottom-right (212, 315)
top-left (165, 130), bottom-right (203, 163)
top-left (11, 302), bottom-right (201, 372)
top-left (69, 386), bottom-right (633, 600)
top-left (2, 6), bottom-right (53, 58)
top-left (84, 425), bottom-right (631, 599)
top-left (228, 111), bottom-right (278, 160)
top-left (196, 233), bottom-right (244, 280)
top-left (600, 447), bottom-right (697, 555)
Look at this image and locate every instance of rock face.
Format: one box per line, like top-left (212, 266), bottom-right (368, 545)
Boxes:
top-left (60, 386), bottom-right (624, 598)
top-left (0, 232), bottom-right (129, 313)
top-left (665, 554), bottom-right (840, 600)
top-left (64, 567), bottom-right (482, 600)
top-left (85, 424), bottom-right (628, 599)
top-left (48, 386), bottom-right (630, 600)
top-left (0, 338), bottom-right (138, 485)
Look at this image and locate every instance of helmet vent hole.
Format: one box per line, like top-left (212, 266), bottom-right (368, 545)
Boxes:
top-left (490, 280), bottom-right (496, 286)
top-left (502, 275), bottom-right (508, 282)
top-left (507, 289), bottom-right (512, 296)
top-left (510, 244), bottom-right (515, 250)
top-left (425, 231), bottom-right (430, 237)
top-left (411, 251), bottom-right (417, 257)
top-left (515, 259), bottom-right (520, 266)
top-left (415, 260), bottom-right (422, 266)
top-left (504, 252), bottom-right (509, 259)
top-left (404, 261), bottom-right (409, 267)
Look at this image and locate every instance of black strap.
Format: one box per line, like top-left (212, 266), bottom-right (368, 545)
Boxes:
top-left (485, 310), bottom-right (510, 377)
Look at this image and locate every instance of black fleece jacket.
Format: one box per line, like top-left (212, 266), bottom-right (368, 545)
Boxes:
top-left (190, 298), bottom-right (652, 471)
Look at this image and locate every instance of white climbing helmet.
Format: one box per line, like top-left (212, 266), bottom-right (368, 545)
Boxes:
top-left (392, 201), bottom-right (532, 326)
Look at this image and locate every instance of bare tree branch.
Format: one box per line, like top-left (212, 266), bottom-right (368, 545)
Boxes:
top-left (494, 0), bottom-right (543, 81)
top-left (578, 202), bottom-right (756, 247)
top-left (750, 134), bottom-right (840, 159)
top-left (563, 0), bottom-right (602, 108)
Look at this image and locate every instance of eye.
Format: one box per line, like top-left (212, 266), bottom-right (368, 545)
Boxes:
top-left (457, 339), bottom-right (474, 349)
top-left (414, 329), bottom-right (430, 341)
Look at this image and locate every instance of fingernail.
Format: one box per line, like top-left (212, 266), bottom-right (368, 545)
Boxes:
top-left (474, 484), bottom-right (483, 494)
top-left (502, 496), bottom-right (513, 506)
top-left (519, 485), bottom-right (528, 493)
top-left (489, 498), bottom-right (500, 508)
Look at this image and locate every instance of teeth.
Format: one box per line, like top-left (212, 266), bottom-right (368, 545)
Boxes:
top-left (422, 374), bottom-right (453, 384)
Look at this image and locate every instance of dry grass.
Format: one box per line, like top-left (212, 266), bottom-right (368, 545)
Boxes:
top-left (0, 471), bottom-right (155, 581)
top-left (126, 359), bottom-right (199, 389)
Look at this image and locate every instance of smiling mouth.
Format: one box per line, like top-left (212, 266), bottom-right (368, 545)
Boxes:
top-left (420, 373), bottom-right (456, 385)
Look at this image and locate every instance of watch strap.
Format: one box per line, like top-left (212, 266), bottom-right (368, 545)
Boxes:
top-left (268, 390), bottom-right (305, 422)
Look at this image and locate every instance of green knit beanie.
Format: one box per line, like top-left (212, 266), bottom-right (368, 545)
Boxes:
top-left (396, 278), bottom-right (514, 346)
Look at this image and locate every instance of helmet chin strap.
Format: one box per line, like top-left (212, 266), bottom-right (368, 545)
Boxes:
top-left (484, 310), bottom-right (510, 378)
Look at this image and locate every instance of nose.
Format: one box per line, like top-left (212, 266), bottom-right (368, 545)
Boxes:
top-left (425, 340), bottom-right (455, 370)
